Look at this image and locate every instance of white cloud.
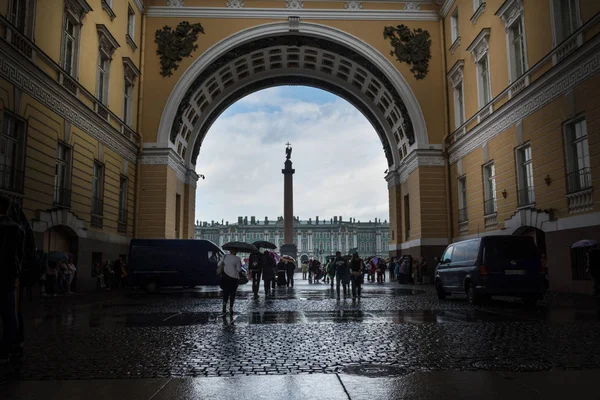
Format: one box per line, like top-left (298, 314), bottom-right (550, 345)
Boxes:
top-left (195, 87), bottom-right (390, 224)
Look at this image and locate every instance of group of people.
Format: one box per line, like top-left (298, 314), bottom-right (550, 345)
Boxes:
top-left (248, 251), bottom-right (296, 296)
top-left (42, 257), bottom-right (77, 296)
top-left (93, 257), bottom-right (128, 291)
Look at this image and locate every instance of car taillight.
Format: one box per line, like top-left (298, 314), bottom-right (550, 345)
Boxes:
top-left (479, 265), bottom-right (488, 276)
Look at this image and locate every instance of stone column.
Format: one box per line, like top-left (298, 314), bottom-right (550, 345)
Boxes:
top-left (281, 148), bottom-right (297, 259)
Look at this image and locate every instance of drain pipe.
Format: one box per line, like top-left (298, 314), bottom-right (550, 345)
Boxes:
top-left (439, 6), bottom-right (454, 244)
top-left (133, 9), bottom-right (147, 239)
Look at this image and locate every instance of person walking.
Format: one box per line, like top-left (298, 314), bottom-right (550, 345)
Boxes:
top-left (334, 251), bottom-right (350, 299)
top-left (301, 262), bottom-right (308, 280)
top-left (587, 247), bottom-right (600, 296)
top-left (286, 260), bottom-right (295, 288)
top-left (418, 256), bottom-right (427, 284)
top-left (249, 251), bottom-right (263, 296)
top-left (217, 250), bottom-right (242, 317)
top-left (103, 261), bottom-right (114, 291)
top-left (326, 258), bottom-right (336, 289)
top-left (350, 253), bottom-right (363, 298)
top-left (262, 251), bottom-right (276, 296)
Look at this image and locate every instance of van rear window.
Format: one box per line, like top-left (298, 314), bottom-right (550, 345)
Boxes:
top-left (484, 238), bottom-right (537, 260)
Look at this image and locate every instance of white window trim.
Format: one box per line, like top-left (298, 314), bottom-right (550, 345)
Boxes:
top-left (482, 161), bottom-right (497, 215)
top-left (60, 11), bottom-right (81, 78)
top-left (496, 0), bottom-right (529, 86)
top-left (515, 142), bottom-right (535, 206)
top-left (97, 51), bottom-right (111, 105)
top-left (549, 0), bottom-right (582, 47)
top-left (450, 8), bottom-right (459, 43)
top-left (447, 60), bottom-right (465, 130)
top-left (471, 0), bottom-right (485, 24)
top-left (466, 28), bottom-right (493, 114)
top-left (127, 5), bottom-right (136, 40)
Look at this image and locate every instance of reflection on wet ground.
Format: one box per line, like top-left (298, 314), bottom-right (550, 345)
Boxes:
top-left (32, 307), bottom-right (600, 329)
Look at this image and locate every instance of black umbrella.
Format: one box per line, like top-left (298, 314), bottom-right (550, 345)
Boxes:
top-left (252, 240), bottom-right (277, 250)
top-left (222, 241), bottom-right (259, 254)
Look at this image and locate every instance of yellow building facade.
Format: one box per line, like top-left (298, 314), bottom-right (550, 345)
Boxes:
top-left (0, 0), bottom-right (598, 293)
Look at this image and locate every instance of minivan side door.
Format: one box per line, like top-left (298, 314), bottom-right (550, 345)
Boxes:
top-left (437, 245), bottom-right (454, 291)
top-left (451, 241), bottom-right (480, 291)
top-left (447, 242), bottom-right (468, 290)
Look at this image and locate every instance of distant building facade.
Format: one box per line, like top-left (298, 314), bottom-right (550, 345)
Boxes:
top-left (195, 216), bottom-right (389, 262)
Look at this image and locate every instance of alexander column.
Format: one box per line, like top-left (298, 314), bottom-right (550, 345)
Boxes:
top-left (280, 142), bottom-right (297, 260)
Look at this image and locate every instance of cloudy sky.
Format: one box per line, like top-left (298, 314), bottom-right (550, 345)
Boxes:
top-left (194, 86), bottom-right (390, 224)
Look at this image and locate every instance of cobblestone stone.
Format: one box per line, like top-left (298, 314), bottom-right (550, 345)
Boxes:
top-left (13, 279), bottom-right (600, 380)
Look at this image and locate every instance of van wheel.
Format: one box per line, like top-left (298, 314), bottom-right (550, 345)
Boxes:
top-left (436, 280), bottom-right (447, 300)
top-left (467, 284), bottom-right (480, 305)
top-left (145, 280), bottom-right (159, 293)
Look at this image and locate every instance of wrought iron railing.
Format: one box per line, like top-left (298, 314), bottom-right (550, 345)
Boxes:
top-left (517, 187), bottom-right (535, 207)
top-left (483, 197), bottom-right (497, 215)
top-left (458, 207), bottom-right (468, 223)
top-left (0, 164), bottom-right (24, 194)
top-left (566, 167), bottom-right (592, 194)
top-left (53, 186), bottom-right (71, 208)
top-left (91, 196), bottom-right (104, 216)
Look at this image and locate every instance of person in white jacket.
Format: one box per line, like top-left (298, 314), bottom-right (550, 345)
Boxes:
top-left (218, 250), bottom-right (242, 317)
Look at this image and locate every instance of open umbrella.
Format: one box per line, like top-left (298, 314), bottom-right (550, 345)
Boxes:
top-left (47, 251), bottom-right (69, 262)
top-left (222, 241), bottom-right (259, 254)
top-left (571, 239), bottom-right (598, 248)
top-left (252, 240), bottom-right (277, 250)
top-left (281, 255), bottom-right (296, 264)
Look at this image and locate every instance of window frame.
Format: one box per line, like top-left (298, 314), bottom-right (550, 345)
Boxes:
top-left (97, 50), bottom-right (111, 105)
top-left (0, 111), bottom-right (26, 194)
top-left (127, 5), bottom-right (136, 40)
top-left (482, 161), bottom-right (497, 215)
top-left (550, 0), bottom-right (581, 46)
top-left (450, 8), bottom-right (459, 44)
top-left (54, 141), bottom-right (72, 207)
top-left (454, 81), bottom-right (465, 129)
top-left (515, 143), bottom-right (535, 206)
top-left (507, 15), bottom-right (528, 82)
top-left (457, 175), bottom-right (468, 222)
top-left (477, 54), bottom-right (492, 108)
top-left (563, 116), bottom-right (591, 193)
top-left (123, 76), bottom-right (134, 126)
top-left (61, 11), bottom-right (81, 78)
top-left (91, 161), bottom-right (104, 215)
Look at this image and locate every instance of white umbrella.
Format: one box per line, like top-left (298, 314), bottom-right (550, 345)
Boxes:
top-left (571, 239), bottom-right (598, 248)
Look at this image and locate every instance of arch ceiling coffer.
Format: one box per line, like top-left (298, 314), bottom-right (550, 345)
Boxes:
top-left (169, 35), bottom-right (418, 168)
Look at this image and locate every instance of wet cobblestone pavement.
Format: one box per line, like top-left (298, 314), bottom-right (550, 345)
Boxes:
top-left (14, 276), bottom-right (600, 380)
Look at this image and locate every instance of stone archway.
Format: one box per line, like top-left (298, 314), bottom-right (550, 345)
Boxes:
top-left (138, 21), bottom-right (441, 251)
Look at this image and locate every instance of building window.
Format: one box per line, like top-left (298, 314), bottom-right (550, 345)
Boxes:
top-left (516, 144), bottom-right (535, 207)
top-left (478, 55), bottom-right (491, 107)
top-left (483, 163), bottom-right (496, 215)
top-left (127, 5), bottom-right (135, 39)
top-left (62, 15), bottom-right (79, 76)
top-left (0, 113), bottom-right (25, 194)
top-left (54, 142), bottom-right (71, 207)
top-left (450, 9), bottom-right (459, 43)
top-left (91, 161), bottom-right (104, 217)
top-left (454, 82), bottom-right (465, 128)
top-left (564, 118), bottom-right (591, 193)
top-left (9, 0), bottom-right (27, 32)
top-left (118, 176), bottom-right (128, 233)
top-left (97, 53), bottom-right (110, 105)
top-left (403, 194), bottom-right (410, 240)
top-left (458, 176), bottom-right (468, 222)
top-left (123, 77), bottom-right (133, 126)
top-left (551, 0), bottom-right (580, 45)
top-left (473, 0), bottom-right (484, 10)
top-left (509, 17), bottom-right (527, 80)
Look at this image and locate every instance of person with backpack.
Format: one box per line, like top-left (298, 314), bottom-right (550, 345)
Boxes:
top-left (334, 251), bottom-right (350, 299)
top-left (350, 253), bottom-right (363, 298)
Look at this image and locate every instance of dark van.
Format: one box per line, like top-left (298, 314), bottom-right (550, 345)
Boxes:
top-left (434, 235), bottom-right (546, 305)
top-left (128, 239), bottom-right (224, 292)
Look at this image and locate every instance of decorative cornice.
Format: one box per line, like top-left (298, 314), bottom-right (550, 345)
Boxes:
top-left (123, 57), bottom-right (141, 80)
top-left (133, 0), bottom-right (144, 13)
top-left (448, 34), bottom-right (600, 164)
top-left (64, 0), bottom-right (93, 21)
top-left (140, 147), bottom-right (191, 183)
top-left (101, 0), bottom-right (116, 21)
top-left (470, 2), bottom-right (486, 24)
top-left (286, 0), bottom-right (304, 9)
top-left (344, 1), bottom-right (362, 10)
top-left (96, 24), bottom-right (120, 57)
top-left (146, 6), bottom-right (440, 20)
top-left (0, 41), bottom-right (138, 163)
top-left (466, 27), bottom-right (490, 61)
top-left (440, 0), bottom-right (456, 18)
top-left (388, 149), bottom-right (446, 184)
top-left (495, 0), bottom-right (523, 30)
top-left (449, 36), bottom-right (461, 54)
top-left (226, 0), bottom-right (244, 8)
top-left (404, 2), bottom-right (420, 10)
top-left (447, 59), bottom-right (464, 87)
